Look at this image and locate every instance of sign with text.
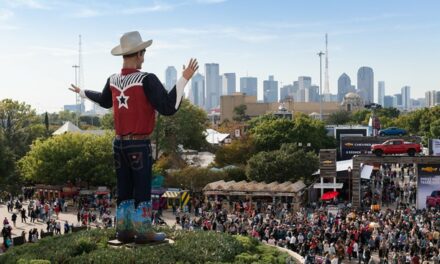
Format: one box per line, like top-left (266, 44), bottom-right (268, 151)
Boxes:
top-left (417, 164), bottom-right (440, 209)
top-left (320, 149), bottom-right (336, 178)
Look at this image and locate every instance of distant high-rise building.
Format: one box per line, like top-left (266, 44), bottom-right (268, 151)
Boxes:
top-left (240, 77), bottom-right (258, 97)
top-left (263, 75), bottom-right (278, 103)
top-left (309, 85), bottom-right (320, 102)
top-left (189, 73), bottom-right (205, 109)
top-left (357, 66), bottom-right (374, 103)
top-left (298, 76), bottom-right (312, 102)
top-left (436, 91), bottom-right (440, 106)
top-left (401, 86), bottom-right (411, 110)
top-left (205, 63), bottom-right (220, 110)
top-left (384, 96), bottom-right (394, 108)
top-left (165, 66), bottom-right (177, 91)
top-left (426, 90), bottom-right (437, 107)
top-left (378, 81), bottom-right (385, 106)
top-left (393, 93), bottom-right (402, 108)
top-left (222, 73), bottom-right (236, 95)
top-left (337, 73), bottom-right (352, 102)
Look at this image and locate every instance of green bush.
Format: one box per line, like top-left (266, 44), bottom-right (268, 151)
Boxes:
top-left (0, 228), bottom-right (295, 264)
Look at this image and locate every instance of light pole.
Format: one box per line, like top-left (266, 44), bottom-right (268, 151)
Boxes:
top-left (72, 64), bottom-right (80, 126)
top-left (317, 51), bottom-right (325, 121)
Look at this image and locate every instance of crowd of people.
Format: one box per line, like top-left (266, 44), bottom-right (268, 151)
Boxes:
top-left (171, 163), bottom-right (440, 264)
top-left (0, 192), bottom-right (114, 252)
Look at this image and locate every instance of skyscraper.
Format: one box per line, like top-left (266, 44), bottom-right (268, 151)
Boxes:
top-left (378, 81), bottom-right (385, 106)
top-left (384, 96), bottom-right (394, 108)
top-left (337, 73), bottom-right (352, 102)
top-left (263, 75), bottom-right (278, 103)
top-left (205, 63), bottom-right (220, 110)
top-left (401, 85), bottom-right (411, 110)
top-left (393, 94), bottom-right (402, 108)
top-left (357, 66), bottom-right (374, 103)
top-left (240, 77), bottom-right (258, 97)
top-left (298, 76), bottom-right (312, 102)
top-left (425, 90), bottom-right (436, 107)
top-left (165, 66), bottom-right (177, 91)
top-left (223, 73), bottom-right (236, 95)
top-left (190, 73), bottom-right (205, 109)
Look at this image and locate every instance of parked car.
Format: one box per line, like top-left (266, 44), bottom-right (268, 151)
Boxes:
top-left (426, 190), bottom-right (440, 208)
top-left (378, 127), bottom-right (407, 136)
top-left (371, 139), bottom-right (422, 156)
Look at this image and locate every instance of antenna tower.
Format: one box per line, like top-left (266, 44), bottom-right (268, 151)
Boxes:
top-left (324, 33), bottom-right (330, 102)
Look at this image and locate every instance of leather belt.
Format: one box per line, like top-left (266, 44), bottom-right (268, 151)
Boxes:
top-left (115, 134), bottom-right (150, 140)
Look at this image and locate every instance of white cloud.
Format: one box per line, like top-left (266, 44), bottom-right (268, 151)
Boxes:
top-left (196, 0), bottom-right (227, 4)
top-left (0, 9), bottom-right (14, 20)
top-left (30, 46), bottom-right (78, 57)
top-left (122, 3), bottom-right (175, 14)
top-left (6, 0), bottom-right (50, 10)
top-left (72, 8), bottom-right (102, 18)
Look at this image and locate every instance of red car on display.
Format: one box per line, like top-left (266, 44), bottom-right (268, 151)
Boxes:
top-left (371, 139), bottom-right (422, 157)
top-left (426, 190), bottom-right (440, 208)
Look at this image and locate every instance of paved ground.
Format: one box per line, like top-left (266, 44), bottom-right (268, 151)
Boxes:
top-left (0, 200), bottom-right (179, 244)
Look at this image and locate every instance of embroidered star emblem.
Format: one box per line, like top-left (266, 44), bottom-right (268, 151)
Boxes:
top-left (116, 94), bottom-right (129, 109)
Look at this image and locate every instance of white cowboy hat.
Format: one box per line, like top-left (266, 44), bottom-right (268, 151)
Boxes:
top-left (111, 31), bottom-right (152, 56)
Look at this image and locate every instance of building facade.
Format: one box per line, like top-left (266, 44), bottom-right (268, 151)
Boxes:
top-left (165, 66), bottom-right (177, 91)
top-left (263, 75), bottom-right (278, 103)
top-left (357, 66), bottom-right (374, 103)
top-left (222, 73), bottom-right (236, 96)
top-left (378, 81), bottom-right (385, 106)
top-left (240, 77), bottom-right (258, 97)
top-left (189, 73), bottom-right (205, 109)
top-left (205, 63), bottom-right (221, 111)
top-left (337, 73), bottom-right (352, 102)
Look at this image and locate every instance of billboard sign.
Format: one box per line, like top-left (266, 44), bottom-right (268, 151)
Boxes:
top-left (416, 164), bottom-right (440, 209)
top-left (320, 149), bottom-right (336, 178)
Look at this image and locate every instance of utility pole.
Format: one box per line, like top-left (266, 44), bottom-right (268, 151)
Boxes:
top-left (72, 64), bottom-right (80, 126)
top-left (317, 51), bottom-right (325, 121)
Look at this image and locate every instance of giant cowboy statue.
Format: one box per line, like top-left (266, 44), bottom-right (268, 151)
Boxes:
top-left (69, 31), bottom-right (198, 244)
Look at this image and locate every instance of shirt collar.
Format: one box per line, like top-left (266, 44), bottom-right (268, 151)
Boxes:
top-left (121, 68), bottom-right (139, 75)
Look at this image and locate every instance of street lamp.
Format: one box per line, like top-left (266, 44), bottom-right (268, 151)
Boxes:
top-left (72, 64), bottom-right (80, 126)
top-left (317, 51), bottom-right (325, 121)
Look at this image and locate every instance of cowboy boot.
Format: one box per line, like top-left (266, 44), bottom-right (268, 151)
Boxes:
top-left (116, 199), bottom-right (135, 243)
top-left (133, 201), bottom-right (166, 244)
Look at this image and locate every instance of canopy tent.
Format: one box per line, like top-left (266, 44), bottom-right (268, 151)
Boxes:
top-left (203, 180), bottom-right (305, 197)
top-left (162, 190), bottom-right (180, 198)
top-left (320, 191), bottom-right (339, 200)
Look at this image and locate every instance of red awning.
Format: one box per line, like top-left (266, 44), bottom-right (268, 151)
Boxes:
top-left (321, 191), bottom-right (339, 200)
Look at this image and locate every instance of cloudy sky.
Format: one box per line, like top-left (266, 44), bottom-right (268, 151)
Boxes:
top-left (1, 0), bottom-right (440, 112)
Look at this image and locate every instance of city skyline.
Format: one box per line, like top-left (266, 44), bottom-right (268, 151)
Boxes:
top-left (1, 0), bottom-right (440, 112)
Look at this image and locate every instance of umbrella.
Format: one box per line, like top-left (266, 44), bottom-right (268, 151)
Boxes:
top-left (321, 191), bottom-right (339, 201)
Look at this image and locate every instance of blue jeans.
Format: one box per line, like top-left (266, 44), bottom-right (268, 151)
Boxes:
top-left (113, 139), bottom-right (153, 207)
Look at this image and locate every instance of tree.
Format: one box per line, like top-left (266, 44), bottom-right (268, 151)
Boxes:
top-left (233, 104), bottom-right (248, 122)
top-left (246, 143), bottom-right (318, 183)
top-left (215, 136), bottom-right (255, 166)
top-left (100, 113), bottom-right (114, 130)
top-left (430, 119), bottom-right (440, 139)
top-left (248, 113), bottom-right (334, 152)
top-left (350, 109), bottom-right (370, 125)
top-left (152, 99), bottom-right (208, 158)
top-left (0, 131), bottom-right (15, 188)
top-left (165, 167), bottom-right (226, 192)
top-left (327, 110), bottom-right (351, 125)
top-left (18, 133), bottom-right (116, 187)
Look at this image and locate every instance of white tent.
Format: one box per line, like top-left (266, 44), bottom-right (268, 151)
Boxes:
top-left (52, 121), bottom-right (106, 136)
top-left (205, 128), bottom-right (230, 144)
top-left (52, 121), bottom-right (81, 135)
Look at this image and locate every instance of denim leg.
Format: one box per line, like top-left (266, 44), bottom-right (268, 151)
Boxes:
top-left (114, 140), bottom-right (133, 205)
top-left (124, 142), bottom-right (152, 206)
